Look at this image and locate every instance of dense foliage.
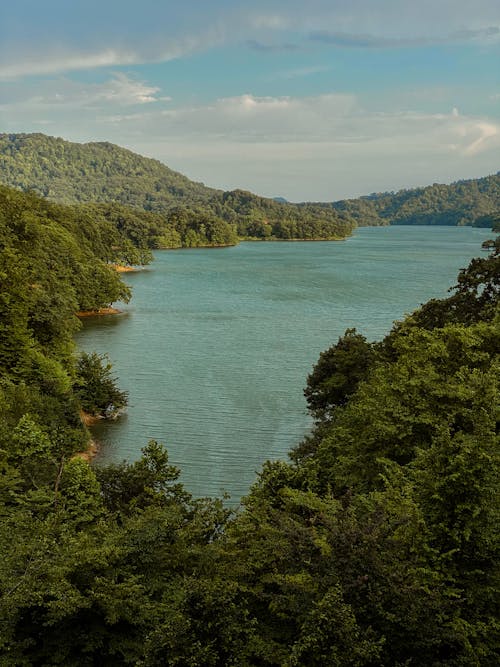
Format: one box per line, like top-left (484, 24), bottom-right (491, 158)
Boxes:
top-left (212, 189), bottom-right (353, 240)
top-left (0, 183), bottom-right (498, 665)
top-left (332, 174), bottom-right (500, 227)
top-left (0, 133), bottom-right (354, 244)
top-left (0, 184), bottom-right (133, 451)
top-left (75, 352), bottom-right (128, 419)
top-left (0, 133), bottom-right (213, 206)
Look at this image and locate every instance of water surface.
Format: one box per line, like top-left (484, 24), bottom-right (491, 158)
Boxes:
top-left (76, 226), bottom-right (492, 501)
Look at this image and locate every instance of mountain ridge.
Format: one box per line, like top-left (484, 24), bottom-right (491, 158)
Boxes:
top-left (330, 172), bottom-right (500, 227)
top-left (0, 132), bottom-right (498, 231)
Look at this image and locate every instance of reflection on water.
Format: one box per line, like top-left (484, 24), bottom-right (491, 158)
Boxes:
top-left (76, 226), bottom-right (492, 502)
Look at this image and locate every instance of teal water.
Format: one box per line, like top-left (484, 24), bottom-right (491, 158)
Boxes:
top-left (76, 226), bottom-right (492, 501)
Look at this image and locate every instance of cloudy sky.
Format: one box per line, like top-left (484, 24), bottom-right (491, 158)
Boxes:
top-left (1, 1), bottom-right (499, 201)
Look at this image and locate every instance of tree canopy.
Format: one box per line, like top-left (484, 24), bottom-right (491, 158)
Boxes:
top-left (332, 174), bottom-right (500, 227)
top-left (0, 133), bottom-right (355, 244)
top-left (0, 182), bottom-right (498, 664)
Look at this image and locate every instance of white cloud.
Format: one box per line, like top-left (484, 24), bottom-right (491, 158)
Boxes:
top-left (97, 73), bottom-right (162, 105)
top-left (153, 93), bottom-right (360, 141)
top-left (1, 80), bottom-right (499, 199)
top-left (0, 85), bottom-right (500, 201)
top-left (0, 50), bottom-right (138, 80)
top-left (459, 121), bottom-right (499, 155)
top-left (129, 94), bottom-right (499, 154)
top-left (82, 93), bottom-right (500, 199)
top-left (0, 74), bottom-right (164, 111)
top-left (0, 29), bottom-right (222, 80)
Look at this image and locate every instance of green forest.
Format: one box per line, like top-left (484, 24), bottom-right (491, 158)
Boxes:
top-left (0, 180), bottom-right (499, 664)
top-left (0, 134), bottom-right (354, 245)
top-left (331, 174), bottom-right (500, 227)
top-left (1, 133), bottom-right (499, 242)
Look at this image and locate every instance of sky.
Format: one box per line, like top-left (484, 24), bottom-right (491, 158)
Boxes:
top-left (0, 1), bottom-right (499, 201)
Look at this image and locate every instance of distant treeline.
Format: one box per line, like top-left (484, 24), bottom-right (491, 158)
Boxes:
top-left (0, 133), bottom-right (354, 244)
top-left (1, 183), bottom-right (499, 664)
top-left (331, 174), bottom-right (500, 227)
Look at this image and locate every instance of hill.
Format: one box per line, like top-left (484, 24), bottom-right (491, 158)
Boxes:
top-left (0, 133), bottom-right (354, 243)
top-left (0, 132), bottom-right (215, 207)
top-left (331, 174), bottom-right (500, 227)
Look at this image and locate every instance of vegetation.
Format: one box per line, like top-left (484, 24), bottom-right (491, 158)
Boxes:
top-left (331, 174), bottom-right (500, 226)
top-left (0, 180), bottom-right (498, 664)
top-left (0, 183), bottom-right (131, 441)
top-left (1, 133), bottom-right (497, 242)
top-left (75, 352), bottom-right (128, 419)
top-left (0, 133), bottom-right (354, 244)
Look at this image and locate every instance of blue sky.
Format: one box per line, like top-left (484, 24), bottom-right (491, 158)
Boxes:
top-left (0, 1), bottom-right (499, 200)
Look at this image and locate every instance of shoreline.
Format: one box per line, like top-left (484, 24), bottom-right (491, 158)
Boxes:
top-left (75, 307), bottom-right (123, 317)
top-left (113, 264), bottom-right (138, 273)
top-left (80, 410), bottom-right (104, 426)
top-left (73, 410), bottom-right (102, 462)
top-left (72, 438), bottom-right (100, 463)
top-left (156, 236), bottom-right (349, 250)
top-left (240, 236), bottom-right (346, 243)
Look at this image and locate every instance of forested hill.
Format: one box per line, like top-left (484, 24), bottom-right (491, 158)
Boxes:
top-left (0, 132), bottom-right (217, 206)
top-left (0, 133), bottom-right (354, 241)
top-left (332, 173), bottom-right (500, 227)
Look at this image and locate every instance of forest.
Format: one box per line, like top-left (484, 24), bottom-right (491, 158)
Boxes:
top-left (1, 134), bottom-right (499, 241)
top-left (0, 134), bottom-right (355, 245)
top-left (331, 174), bottom-right (500, 227)
top-left (0, 181), bottom-right (499, 665)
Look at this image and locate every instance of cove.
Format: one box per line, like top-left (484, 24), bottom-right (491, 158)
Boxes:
top-left (76, 226), bottom-right (492, 502)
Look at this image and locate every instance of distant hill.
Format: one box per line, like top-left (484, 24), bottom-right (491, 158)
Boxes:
top-left (331, 174), bottom-right (500, 227)
top-left (0, 133), bottom-right (353, 242)
top-left (2, 132), bottom-right (496, 237)
top-left (0, 132), bottom-right (217, 208)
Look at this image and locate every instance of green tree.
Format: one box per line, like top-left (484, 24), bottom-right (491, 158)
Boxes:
top-left (304, 328), bottom-right (376, 421)
top-left (74, 352), bottom-right (128, 418)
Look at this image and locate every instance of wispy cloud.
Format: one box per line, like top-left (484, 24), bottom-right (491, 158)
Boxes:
top-left (0, 2), bottom-right (499, 79)
top-left (459, 121), bottom-right (499, 155)
top-left (310, 31), bottom-right (416, 49)
top-left (96, 73), bottom-right (163, 105)
top-left (452, 26), bottom-right (500, 41)
top-left (246, 40), bottom-right (301, 53)
top-left (310, 25), bottom-right (500, 49)
top-left (0, 74), bottom-right (165, 114)
top-left (247, 13), bottom-right (291, 30)
top-left (4, 84), bottom-right (498, 156)
top-left (270, 65), bottom-right (331, 80)
top-left (0, 50), bottom-right (138, 80)
top-left (109, 96), bottom-right (500, 198)
top-left (0, 25), bottom-right (226, 80)
top-left (2, 84), bottom-right (499, 198)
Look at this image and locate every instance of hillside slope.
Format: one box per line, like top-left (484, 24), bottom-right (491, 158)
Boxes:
top-left (331, 174), bottom-right (500, 227)
top-left (0, 133), bottom-right (216, 208)
top-left (0, 133), bottom-right (353, 241)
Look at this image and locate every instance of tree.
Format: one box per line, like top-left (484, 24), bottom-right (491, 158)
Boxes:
top-left (304, 328), bottom-right (376, 421)
top-left (74, 352), bottom-right (127, 418)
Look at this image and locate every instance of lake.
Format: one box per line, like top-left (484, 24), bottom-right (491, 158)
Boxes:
top-left (75, 226), bottom-right (492, 502)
